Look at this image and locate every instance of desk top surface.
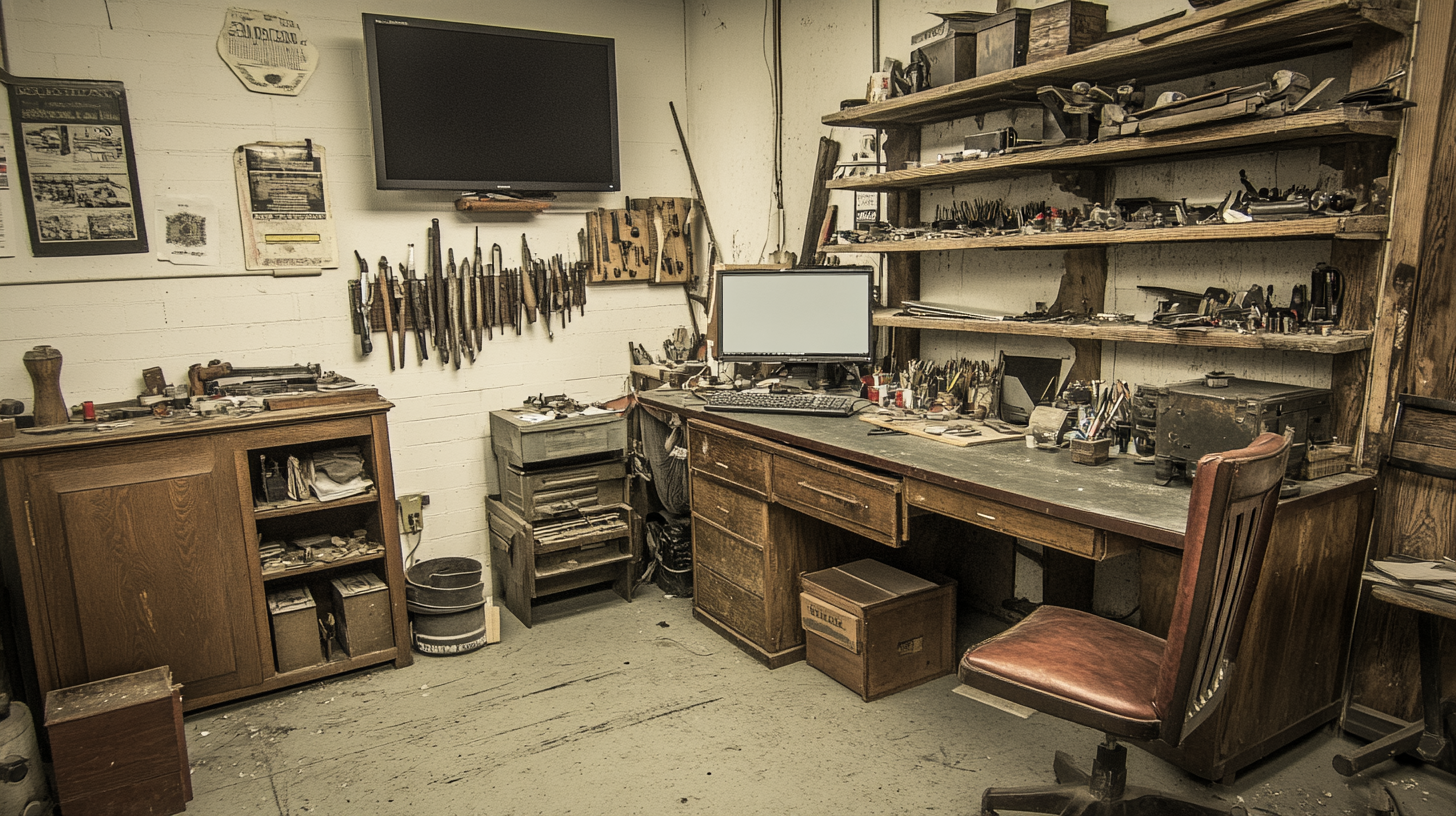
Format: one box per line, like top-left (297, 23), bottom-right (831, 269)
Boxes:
top-left (641, 388), bottom-right (1372, 549)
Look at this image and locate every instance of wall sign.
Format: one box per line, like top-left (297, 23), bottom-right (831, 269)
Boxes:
top-left (5, 77), bottom-right (148, 256)
top-left (233, 140), bottom-right (337, 270)
top-left (218, 8), bottom-right (318, 96)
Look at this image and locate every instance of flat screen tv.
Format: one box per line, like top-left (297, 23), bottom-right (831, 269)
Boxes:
top-left (362, 14), bottom-right (620, 193)
top-left (714, 267), bottom-right (876, 365)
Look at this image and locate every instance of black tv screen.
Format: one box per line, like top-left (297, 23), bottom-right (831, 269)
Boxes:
top-left (362, 14), bottom-right (620, 193)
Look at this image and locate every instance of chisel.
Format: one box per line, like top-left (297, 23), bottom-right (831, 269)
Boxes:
top-left (378, 256), bottom-right (396, 371)
top-left (521, 234), bottom-right (539, 324)
top-left (461, 256), bottom-right (477, 363)
top-left (446, 249), bottom-right (461, 369)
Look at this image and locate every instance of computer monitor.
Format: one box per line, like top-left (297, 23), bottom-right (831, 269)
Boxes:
top-left (714, 267), bottom-right (875, 386)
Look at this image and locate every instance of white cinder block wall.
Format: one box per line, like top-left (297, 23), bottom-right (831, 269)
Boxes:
top-left (0, 0), bottom-right (696, 566)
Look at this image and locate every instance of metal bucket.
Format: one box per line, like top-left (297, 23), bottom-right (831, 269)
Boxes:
top-left (410, 604), bottom-right (488, 656)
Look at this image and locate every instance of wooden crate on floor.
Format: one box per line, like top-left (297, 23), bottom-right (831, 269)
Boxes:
top-left (800, 560), bottom-right (956, 702)
top-left (45, 666), bottom-right (191, 816)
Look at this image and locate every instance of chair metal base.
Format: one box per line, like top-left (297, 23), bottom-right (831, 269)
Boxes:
top-left (981, 744), bottom-right (1242, 816)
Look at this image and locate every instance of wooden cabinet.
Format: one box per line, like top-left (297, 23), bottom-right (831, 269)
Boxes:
top-left (819, 0), bottom-right (1413, 445)
top-left (0, 402), bottom-right (411, 712)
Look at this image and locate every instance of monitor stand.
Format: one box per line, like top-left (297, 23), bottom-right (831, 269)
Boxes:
top-left (773, 363), bottom-right (855, 393)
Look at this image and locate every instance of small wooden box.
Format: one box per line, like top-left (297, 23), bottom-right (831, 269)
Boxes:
top-left (489, 408), bottom-right (626, 470)
top-left (330, 571), bottom-right (394, 656)
top-left (45, 666), bottom-right (192, 816)
top-left (267, 585), bottom-right (324, 672)
top-left (973, 8), bottom-right (1033, 76)
top-left (1070, 437), bottom-right (1111, 465)
top-left (1028, 1), bottom-right (1107, 63)
top-left (800, 560), bottom-right (956, 702)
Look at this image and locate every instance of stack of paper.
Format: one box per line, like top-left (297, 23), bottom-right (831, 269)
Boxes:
top-left (901, 300), bottom-right (1016, 321)
top-left (306, 446), bottom-right (374, 502)
top-left (1365, 556), bottom-right (1456, 603)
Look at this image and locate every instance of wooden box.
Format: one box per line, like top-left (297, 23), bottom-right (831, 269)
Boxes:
top-left (498, 456), bottom-right (627, 521)
top-left (973, 8), bottom-right (1033, 76)
top-left (330, 571), bottom-right (394, 656)
top-left (45, 666), bottom-right (192, 816)
top-left (487, 495), bottom-right (635, 627)
top-left (267, 585), bottom-right (323, 672)
top-left (1028, 1), bottom-right (1107, 63)
top-left (1070, 437), bottom-right (1111, 465)
top-left (913, 35), bottom-right (977, 89)
top-left (800, 560), bottom-right (956, 701)
top-left (490, 409), bottom-right (626, 470)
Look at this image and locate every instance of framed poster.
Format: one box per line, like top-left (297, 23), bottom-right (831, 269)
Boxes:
top-left (6, 77), bottom-right (148, 256)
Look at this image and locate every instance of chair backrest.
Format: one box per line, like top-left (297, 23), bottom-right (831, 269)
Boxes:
top-left (1153, 432), bottom-right (1291, 747)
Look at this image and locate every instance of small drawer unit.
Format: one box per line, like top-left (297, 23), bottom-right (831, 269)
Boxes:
top-left (489, 408), bottom-right (627, 470)
top-left (800, 560), bottom-right (956, 702)
top-left (499, 457), bottom-right (628, 521)
top-left (487, 496), bottom-right (635, 627)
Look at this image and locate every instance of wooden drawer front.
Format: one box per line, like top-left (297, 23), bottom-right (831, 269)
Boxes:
top-left (693, 519), bottom-right (766, 596)
top-left (689, 421), bottom-right (771, 496)
top-left (500, 459), bottom-right (626, 520)
top-left (906, 478), bottom-right (1131, 560)
top-left (695, 565), bottom-right (769, 648)
top-left (691, 478), bottom-right (769, 543)
top-left (773, 455), bottom-right (901, 545)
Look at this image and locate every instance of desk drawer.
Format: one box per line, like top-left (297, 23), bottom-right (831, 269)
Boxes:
top-left (692, 518), bottom-right (766, 596)
top-left (905, 478), bottom-right (1133, 561)
top-left (689, 421), bottom-right (771, 497)
top-left (696, 565), bottom-right (769, 648)
top-left (773, 454), bottom-right (902, 545)
top-left (691, 478), bottom-right (769, 543)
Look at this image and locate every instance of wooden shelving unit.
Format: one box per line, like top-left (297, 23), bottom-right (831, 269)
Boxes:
top-left (827, 108), bottom-right (1399, 193)
top-left (873, 308), bottom-right (1372, 353)
top-left (825, 215), bottom-right (1387, 254)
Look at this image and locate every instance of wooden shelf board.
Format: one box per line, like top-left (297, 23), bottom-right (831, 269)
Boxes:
top-left (873, 308), bottom-right (1372, 354)
top-left (822, 0), bottom-right (1407, 128)
top-left (253, 490), bottom-right (377, 520)
top-left (454, 197), bottom-right (552, 213)
top-left (260, 551), bottom-right (385, 582)
top-left (828, 109), bottom-right (1399, 193)
top-left (183, 647), bottom-right (399, 711)
top-left (823, 216), bottom-right (1387, 253)
top-left (535, 550), bottom-right (633, 580)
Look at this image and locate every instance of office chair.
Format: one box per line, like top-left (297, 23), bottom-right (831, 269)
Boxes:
top-left (960, 432), bottom-right (1291, 816)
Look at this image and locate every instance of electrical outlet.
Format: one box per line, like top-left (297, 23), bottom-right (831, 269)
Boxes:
top-left (398, 493), bottom-right (428, 533)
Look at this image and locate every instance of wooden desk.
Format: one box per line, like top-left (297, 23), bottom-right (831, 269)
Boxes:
top-left (641, 389), bottom-right (1375, 782)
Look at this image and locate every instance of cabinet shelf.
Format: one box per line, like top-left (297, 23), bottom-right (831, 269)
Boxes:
top-left (261, 551), bottom-right (385, 582)
top-left (821, 0), bottom-right (1407, 129)
top-left (873, 308), bottom-right (1372, 354)
top-left (535, 549), bottom-right (633, 580)
top-left (253, 490), bottom-right (378, 520)
top-left (824, 215), bottom-right (1386, 254)
top-left (827, 108), bottom-right (1398, 193)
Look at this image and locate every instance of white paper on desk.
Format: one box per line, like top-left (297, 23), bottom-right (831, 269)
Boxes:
top-left (515, 413), bottom-right (552, 424)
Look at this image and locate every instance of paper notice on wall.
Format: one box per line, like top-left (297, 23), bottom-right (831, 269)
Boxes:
top-left (0, 133), bottom-right (15, 257)
top-left (218, 8), bottom-right (318, 96)
top-left (233, 140), bottom-right (337, 271)
top-left (156, 196), bottom-right (219, 266)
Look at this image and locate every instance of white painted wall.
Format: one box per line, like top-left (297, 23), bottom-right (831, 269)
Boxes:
top-left (0, 0), bottom-right (693, 565)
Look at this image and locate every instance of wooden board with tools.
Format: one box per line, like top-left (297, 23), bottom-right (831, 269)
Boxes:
top-left (587, 197), bottom-right (694, 285)
top-left (857, 413), bottom-right (1026, 447)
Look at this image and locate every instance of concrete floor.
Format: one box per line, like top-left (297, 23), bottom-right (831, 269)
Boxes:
top-left (182, 587), bottom-right (1456, 816)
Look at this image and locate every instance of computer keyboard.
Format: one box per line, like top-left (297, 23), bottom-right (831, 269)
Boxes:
top-left (702, 391), bottom-right (860, 417)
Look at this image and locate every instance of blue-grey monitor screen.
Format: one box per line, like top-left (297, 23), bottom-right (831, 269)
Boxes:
top-left (716, 268), bottom-right (874, 363)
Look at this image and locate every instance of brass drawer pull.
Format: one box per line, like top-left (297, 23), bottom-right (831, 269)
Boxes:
top-left (716, 461), bottom-right (730, 469)
top-left (716, 505), bottom-right (729, 515)
top-left (976, 511), bottom-right (997, 522)
top-left (798, 481), bottom-right (866, 508)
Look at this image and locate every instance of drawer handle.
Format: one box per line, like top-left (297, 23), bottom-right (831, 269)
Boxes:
top-left (716, 462), bottom-right (730, 469)
top-left (976, 512), bottom-right (997, 522)
top-left (716, 505), bottom-right (729, 515)
top-left (798, 481), bottom-right (867, 509)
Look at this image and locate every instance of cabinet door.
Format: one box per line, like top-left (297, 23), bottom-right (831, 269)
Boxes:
top-left (23, 437), bottom-right (261, 700)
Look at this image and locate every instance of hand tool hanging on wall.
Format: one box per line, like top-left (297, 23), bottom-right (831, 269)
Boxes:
top-left (492, 244), bottom-right (506, 333)
top-left (446, 249), bottom-right (462, 370)
top-left (388, 256), bottom-right (405, 365)
top-left (473, 230), bottom-right (486, 349)
top-left (430, 219), bottom-right (448, 365)
top-left (483, 258), bottom-right (495, 341)
top-left (461, 255), bottom-right (477, 363)
top-left (352, 251), bottom-right (373, 356)
top-left (520, 234), bottom-right (539, 324)
top-left (378, 256), bottom-right (397, 371)
top-left (405, 244), bottom-right (428, 363)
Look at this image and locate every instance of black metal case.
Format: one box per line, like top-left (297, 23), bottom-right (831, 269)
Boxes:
top-left (1150, 377), bottom-right (1331, 483)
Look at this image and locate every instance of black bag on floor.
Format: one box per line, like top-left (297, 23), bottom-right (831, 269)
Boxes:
top-left (645, 511), bottom-right (693, 597)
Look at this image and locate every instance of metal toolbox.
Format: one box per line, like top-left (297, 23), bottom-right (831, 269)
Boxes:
top-left (497, 457), bottom-right (627, 521)
top-left (489, 408), bottom-right (626, 470)
top-left (973, 8), bottom-right (1033, 76)
top-left (487, 496), bottom-right (635, 627)
top-left (1149, 377), bottom-right (1331, 484)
